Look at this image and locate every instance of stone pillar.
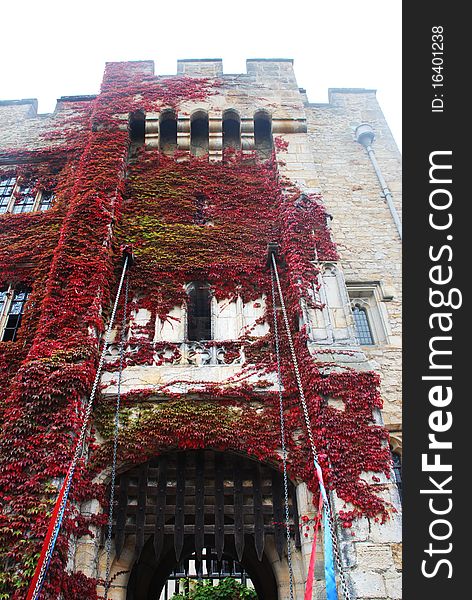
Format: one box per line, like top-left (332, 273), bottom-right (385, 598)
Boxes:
top-left (333, 480), bottom-right (402, 599)
top-left (144, 112), bottom-right (159, 148)
top-left (95, 537), bottom-right (135, 600)
top-left (177, 114), bottom-right (191, 153)
top-left (73, 500), bottom-right (101, 579)
top-left (292, 478), bottom-right (402, 600)
top-left (208, 111), bottom-right (222, 161)
top-left (241, 116), bottom-right (254, 154)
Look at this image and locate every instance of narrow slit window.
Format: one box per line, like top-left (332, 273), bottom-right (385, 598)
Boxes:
top-left (187, 282), bottom-right (212, 341)
top-left (352, 304), bottom-right (374, 345)
top-left (392, 451), bottom-right (402, 502)
top-left (190, 112), bottom-right (209, 156)
top-left (1, 289), bottom-right (29, 342)
top-left (159, 111), bottom-right (177, 155)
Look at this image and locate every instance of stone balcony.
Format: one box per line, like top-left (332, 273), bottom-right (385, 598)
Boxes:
top-left (106, 339), bottom-right (245, 367)
top-left (101, 340), bottom-right (276, 395)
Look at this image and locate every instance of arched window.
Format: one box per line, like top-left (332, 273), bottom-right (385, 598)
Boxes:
top-left (129, 111), bottom-right (145, 157)
top-left (347, 283), bottom-right (390, 346)
top-left (187, 282), bottom-right (212, 341)
top-left (352, 303), bottom-right (374, 345)
top-left (159, 111), bottom-right (177, 155)
top-left (254, 110), bottom-right (272, 157)
top-left (391, 450), bottom-right (402, 502)
top-left (223, 110), bottom-right (241, 151)
top-left (190, 111), bottom-right (209, 156)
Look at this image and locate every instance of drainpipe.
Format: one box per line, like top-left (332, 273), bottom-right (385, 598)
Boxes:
top-left (355, 123), bottom-right (402, 240)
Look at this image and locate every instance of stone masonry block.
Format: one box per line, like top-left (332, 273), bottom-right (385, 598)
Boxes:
top-left (368, 511), bottom-right (402, 544)
top-left (384, 571), bottom-right (402, 599)
top-left (391, 543), bottom-right (402, 570)
top-left (349, 570), bottom-right (386, 598)
top-left (355, 542), bottom-right (393, 571)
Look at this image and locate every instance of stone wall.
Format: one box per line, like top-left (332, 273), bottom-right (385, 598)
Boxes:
top-left (0, 96), bottom-right (95, 151)
top-left (0, 58), bottom-right (402, 599)
top-left (304, 90), bottom-right (402, 436)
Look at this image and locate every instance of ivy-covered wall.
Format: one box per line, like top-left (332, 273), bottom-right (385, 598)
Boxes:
top-left (0, 60), bottom-right (400, 600)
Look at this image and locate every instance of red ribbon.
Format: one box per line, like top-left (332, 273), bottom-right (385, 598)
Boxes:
top-left (304, 493), bottom-right (324, 600)
top-left (26, 475), bottom-right (69, 600)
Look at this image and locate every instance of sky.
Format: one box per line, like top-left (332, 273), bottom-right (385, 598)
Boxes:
top-left (1, 1), bottom-right (401, 150)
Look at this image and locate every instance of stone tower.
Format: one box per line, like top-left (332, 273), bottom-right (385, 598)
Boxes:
top-left (0, 59), bottom-right (401, 599)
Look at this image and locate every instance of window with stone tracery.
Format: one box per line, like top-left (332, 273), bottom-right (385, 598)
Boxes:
top-left (38, 190), bottom-right (55, 211)
top-left (11, 186), bottom-right (36, 214)
top-left (152, 291), bottom-right (268, 344)
top-left (0, 177), bottom-right (17, 214)
top-left (352, 304), bottom-right (374, 345)
top-left (347, 282), bottom-right (392, 346)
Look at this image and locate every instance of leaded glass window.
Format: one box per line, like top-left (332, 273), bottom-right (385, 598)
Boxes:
top-left (0, 177), bottom-right (16, 214)
top-left (38, 190), bottom-right (55, 211)
top-left (0, 290), bottom-right (8, 318)
top-left (392, 451), bottom-right (402, 502)
top-left (11, 187), bottom-right (36, 214)
top-left (352, 304), bottom-right (374, 345)
top-left (1, 289), bottom-right (29, 342)
top-left (0, 178), bottom-right (55, 214)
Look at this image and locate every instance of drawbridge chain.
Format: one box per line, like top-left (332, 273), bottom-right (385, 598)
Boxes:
top-left (270, 268), bottom-right (295, 600)
top-left (26, 249), bottom-right (133, 600)
top-left (270, 250), bottom-right (351, 600)
top-left (103, 271), bottom-right (129, 598)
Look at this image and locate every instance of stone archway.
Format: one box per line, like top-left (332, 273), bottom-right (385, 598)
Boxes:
top-left (126, 535), bottom-right (278, 599)
top-left (107, 450), bottom-right (301, 599)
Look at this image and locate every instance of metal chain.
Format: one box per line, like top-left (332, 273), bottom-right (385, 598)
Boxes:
top-left (271, 254), bottom-right (351, 600)
top-left (29, 256), bottom-right (129, 600)
top-left (270, 269), bottom-right (294, 600)
top-left (104, 273), bottom-right (129, 598)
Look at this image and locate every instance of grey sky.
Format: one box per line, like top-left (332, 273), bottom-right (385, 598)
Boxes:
top-left (1, 1), bottom-right (401, 149)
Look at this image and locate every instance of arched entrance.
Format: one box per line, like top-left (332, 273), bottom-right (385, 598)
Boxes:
top-left (108, 450), bottom-right (301, 599)
top-left (126, 536), bottom-right (277, 599)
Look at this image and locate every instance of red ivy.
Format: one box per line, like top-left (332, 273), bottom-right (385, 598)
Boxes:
top-left (0, 62), bottom-right (392, 599)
